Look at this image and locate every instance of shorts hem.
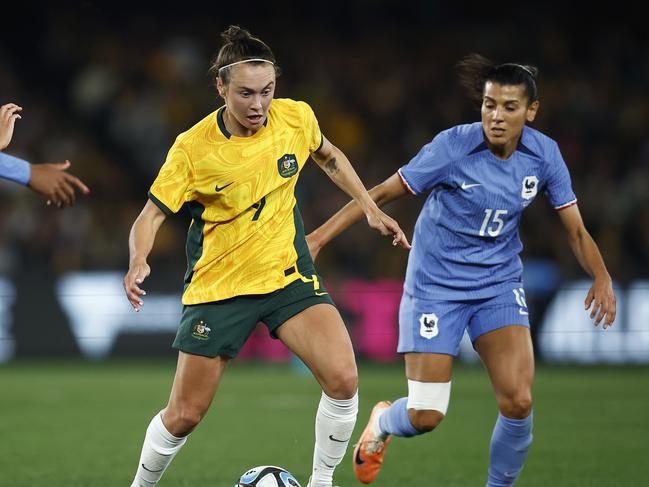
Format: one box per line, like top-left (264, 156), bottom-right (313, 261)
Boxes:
top-left (469, 323), bottom-right (530, 344)
top-left (266, 296), bottom-right (336, 338)
top-left (396, 347), bottom-right (459, 357)
top-left (172, 344), bottom-right (238, 359)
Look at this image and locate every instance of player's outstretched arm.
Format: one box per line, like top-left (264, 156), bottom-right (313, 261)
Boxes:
top-left (124, 200), bottom-right (167, 312)
top-left (0, 103), bottom-right (22, 150)
top-left (29, 161), bottom-right (90, 207)
top-left (558, 204), bottom-right (617, 328)
top-left (309, 136), bottom-right (410, 260)
top-left (0, 104), bottom-right (89, 206)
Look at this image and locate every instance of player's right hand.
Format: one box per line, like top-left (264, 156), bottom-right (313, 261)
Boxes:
top-left (0, 103), bottom-right (22, 150)
top-left (29, 160), bottom-right (90, 207)
top-left (124, 262), bottom-right (150, 312)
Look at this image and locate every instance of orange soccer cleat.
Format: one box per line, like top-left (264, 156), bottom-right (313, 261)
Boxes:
top-left (352, 401), bottom-right (393, 484)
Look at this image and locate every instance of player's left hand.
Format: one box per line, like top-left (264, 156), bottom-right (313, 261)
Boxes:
top-left (0, 103), bottom-right (22, 150)
top-left (584, 276), bottom-right (616, 329)
top-left (366, 208), bottom-right (411, 250)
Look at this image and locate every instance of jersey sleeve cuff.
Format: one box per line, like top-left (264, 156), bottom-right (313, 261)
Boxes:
top-left (554, 199), bottom-right (577, 211)
top-left (148, 191), bottom-right (175, 216)
top-left (397, 168), bottom-right (417, 195)
top-left (314, 133), bottom-right (324, 153)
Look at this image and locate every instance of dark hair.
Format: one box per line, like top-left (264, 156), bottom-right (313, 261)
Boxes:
top-left (209, 25), bottom-right (279, 86)
top-left (456, 53), bottom-right (539, 105)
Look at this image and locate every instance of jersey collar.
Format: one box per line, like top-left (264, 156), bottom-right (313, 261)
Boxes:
top-left (470, 127), bottom-right (540, 159)
top-left (216, 106), bottom-right (268, 140)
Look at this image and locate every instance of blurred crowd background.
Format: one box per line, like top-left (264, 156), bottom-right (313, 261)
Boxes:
top-left (0, 2), bottom-right (647, 360)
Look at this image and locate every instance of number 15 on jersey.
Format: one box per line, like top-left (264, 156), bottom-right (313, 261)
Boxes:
top-left (479, 208), bottom-right (508, 237)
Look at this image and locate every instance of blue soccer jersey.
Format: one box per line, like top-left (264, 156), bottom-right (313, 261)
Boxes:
top-left (399, 122), bottom-right (576, 300)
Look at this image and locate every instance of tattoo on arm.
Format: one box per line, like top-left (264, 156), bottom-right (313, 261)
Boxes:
top-left (324, 157), bottom-right (339, 175)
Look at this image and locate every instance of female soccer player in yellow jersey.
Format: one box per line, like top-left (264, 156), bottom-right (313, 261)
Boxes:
top-left (123, 26), bottom-right (410, 487)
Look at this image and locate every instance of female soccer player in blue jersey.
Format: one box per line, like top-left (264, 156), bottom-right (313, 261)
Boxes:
top-left (307, 54), bottom-right (617, 486)
top-left (123, 26), bottom-right (408, 487)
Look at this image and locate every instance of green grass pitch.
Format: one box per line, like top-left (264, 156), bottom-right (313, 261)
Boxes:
top-left (0, 360), bottom-right (646, 486)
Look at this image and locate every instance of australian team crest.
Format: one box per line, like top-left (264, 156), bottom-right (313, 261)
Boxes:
top-left (191, 320), bottom-right (211, 341)
top-left (277, 154), bottom-right (298, 178)
top-left (521, 175), bottom-right (539, 200)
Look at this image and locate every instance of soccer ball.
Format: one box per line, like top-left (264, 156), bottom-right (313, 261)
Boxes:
top-left (235, 465), bottom-right (302, 487)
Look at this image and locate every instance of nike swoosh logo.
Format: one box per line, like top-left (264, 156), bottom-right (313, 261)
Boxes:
top-left (519, 308), bottom-right (529, 315)
top-left (354, 447), bottom-right (366, 465)
top-left (141, 463), bottom-right (165, 473)
top-left (461, 182), bottom-right (482, 190)
top-left (329, 434), bottom-right (350, 443)
top-left (315, 291), bottom-right (329, 296)
top-left (215, 182), bottom-right (233, 191)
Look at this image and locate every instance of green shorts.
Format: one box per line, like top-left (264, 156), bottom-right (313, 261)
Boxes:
top-left (172, 273), bottom-right (335, 358)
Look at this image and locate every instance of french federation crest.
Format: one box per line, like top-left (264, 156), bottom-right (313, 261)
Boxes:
top-left (521, 175), bottom-right (539, 200)
top-left (191, 320), bottom-right (211, 341)
top-left (419, 313), bottom-right (439, 339)
top-left (277, 154), bottom-right (298, 178)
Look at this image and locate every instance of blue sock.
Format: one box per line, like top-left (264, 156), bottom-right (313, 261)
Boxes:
top-left (487, 412), bottom-right (533, 487)
top-left (377, 398), bottom-right (420, 437)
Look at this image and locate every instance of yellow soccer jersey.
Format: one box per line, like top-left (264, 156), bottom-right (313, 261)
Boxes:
top-left (149, 98), bottom-right (323, 304)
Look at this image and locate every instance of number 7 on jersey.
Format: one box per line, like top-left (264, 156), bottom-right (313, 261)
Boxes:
top-left (251, 197), bottom-right (266, 221)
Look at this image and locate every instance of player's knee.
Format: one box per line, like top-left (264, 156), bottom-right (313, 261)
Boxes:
top-left (406, 379), bottom-right (451, 433)
top-left (498, 393), bottom-right (532, 419)
top-left (409, 409), bottom-right (445, 433)
top-left (323, 367), bottom-right (358, 399)
top-left (164, 404), bottom-right (207, 436)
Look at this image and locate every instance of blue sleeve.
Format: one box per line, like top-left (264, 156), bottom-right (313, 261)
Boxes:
top-left (398, 132), bottom-right (452, 195)
top-left (544, 141), bottom-right (577, 209)
top-left (0, 152), bottom-right (31, 185)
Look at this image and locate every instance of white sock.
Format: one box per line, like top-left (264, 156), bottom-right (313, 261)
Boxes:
top-left (371, 408), bottom-right (389, 441)
top-left (311, 391), bottom-right (358, 487)
top-left (130, 412), bottom-right (188, 487)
